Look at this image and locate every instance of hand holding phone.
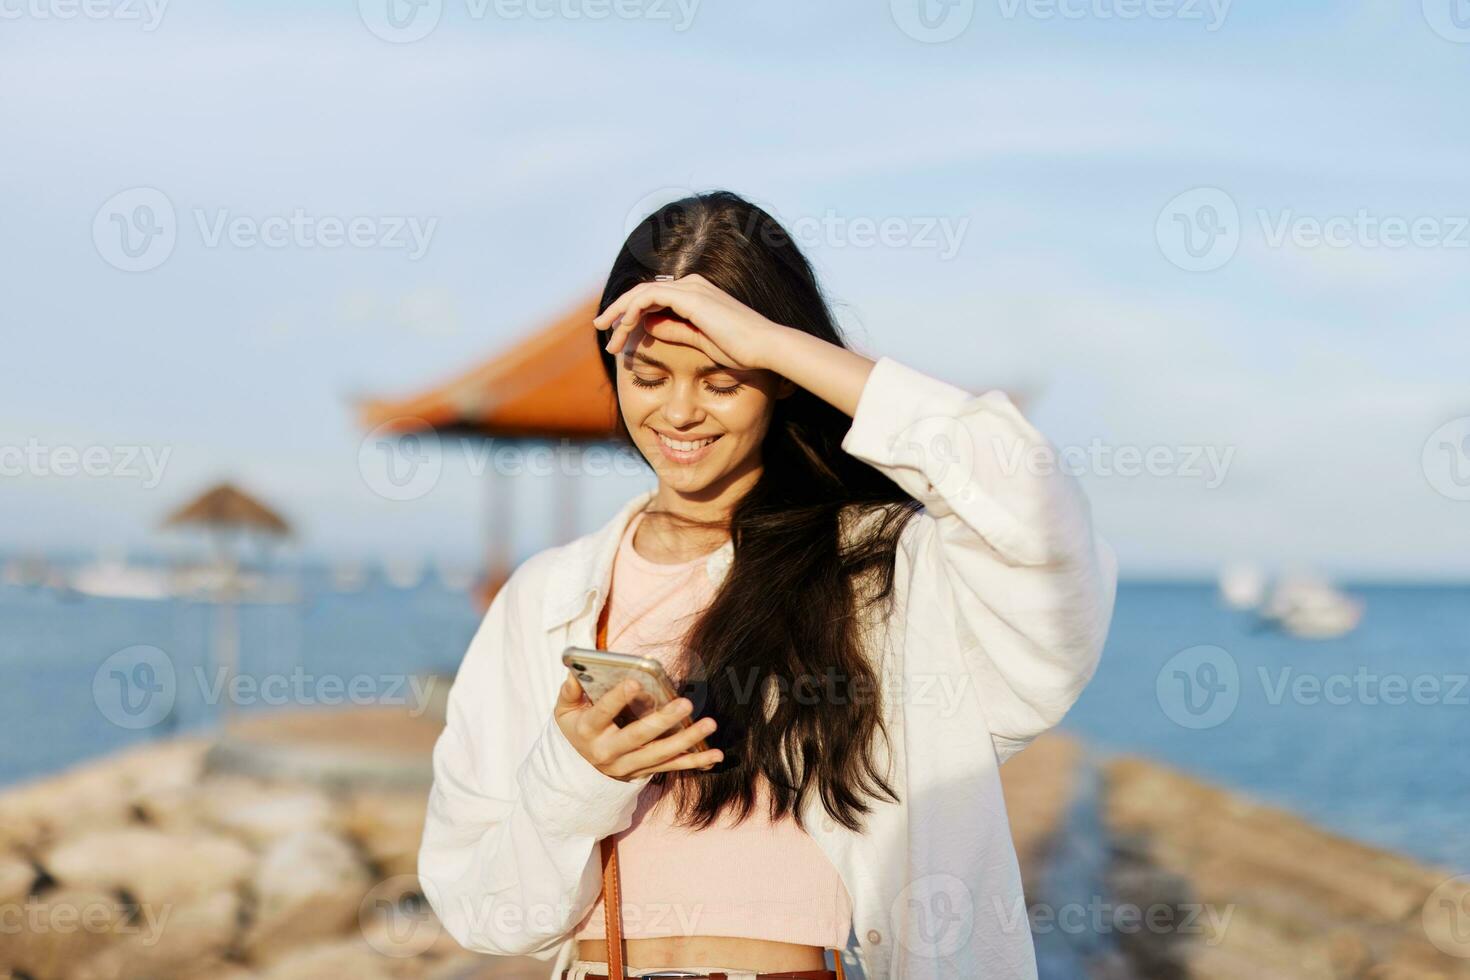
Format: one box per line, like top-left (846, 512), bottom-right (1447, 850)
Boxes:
top-left (555, 648), bottom-right (723, 781)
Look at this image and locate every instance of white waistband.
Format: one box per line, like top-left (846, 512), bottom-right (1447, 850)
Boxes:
top-left (566, 959), bottom-right (760, 980)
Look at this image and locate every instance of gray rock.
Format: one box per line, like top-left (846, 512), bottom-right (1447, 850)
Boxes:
top-left (242, 830), bottom-right (372, 963)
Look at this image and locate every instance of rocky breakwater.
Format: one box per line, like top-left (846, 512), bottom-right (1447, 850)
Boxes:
top-left (1101, 757), bottom-right (1470, 979)
top-left (0, 724), bottom-right (537, 980)
top-left (3, 718), bottom-right (1466, 980)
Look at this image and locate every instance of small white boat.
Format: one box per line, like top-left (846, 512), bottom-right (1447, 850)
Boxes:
top-left (1218, 563), bottom-right (1267, 610)
top-left (330, 561), bottom-right (369, 593)
top-left (70, 557), bottom-right (174, 601)
top-left (383, 558), bottom-right (426, 590)
top-left (1260, 575), bottom-right (1364, 639)
top-left (434, 561), bottom-right (479, 593)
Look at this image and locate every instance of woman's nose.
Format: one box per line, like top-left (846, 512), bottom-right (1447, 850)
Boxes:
top-left (662, 382), bottom-right (705, 426)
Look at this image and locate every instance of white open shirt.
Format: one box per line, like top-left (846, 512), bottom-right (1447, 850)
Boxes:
top-left (418, 354), bottom-right (1119, 979)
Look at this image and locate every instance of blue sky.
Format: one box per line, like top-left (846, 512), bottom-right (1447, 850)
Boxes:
top-left (2, 0), bottom-right (1467, 578)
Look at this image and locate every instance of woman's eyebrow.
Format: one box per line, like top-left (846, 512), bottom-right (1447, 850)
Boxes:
top-left (627, 351), bottom-right (736, 377)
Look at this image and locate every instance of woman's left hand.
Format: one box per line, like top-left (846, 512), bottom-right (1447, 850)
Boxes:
top-left (593, 274), bottom-right (784, 371)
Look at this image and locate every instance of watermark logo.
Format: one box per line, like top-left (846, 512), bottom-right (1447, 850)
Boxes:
top-left (93, 188), bottom-right (438, 271)
top-left (1422, 0), bottom-right (1470, 43)
top-left (892, 873), bottom-right (974, 958)
top-left (890, 0), bottom-right (975, 42)
top-left (992, 436), bottom-right (1235, 488)
top-left (993, 895), bottom-right (1234, 941)
top-left (1159, 188), bottom-right (1470, 272)
top-left (1156, 187), bottom-right (1240, 273)
top-left (95, 653), bottom-right (440, 729)
top-left (358, 420), bottom-right (444, 502)
top-left (621, 184), bottom-right (698, 271)
top-left (1422, 874), bottom-right (1470, 958)
top-left (1156, 644), bottom-right (1238, 729)
top-left (996, 0), bottom-right (1231, 30)
top-left (1158, 652), bottom-right (1467, 729)
top-left (93, 187), bottom-right (177, 273)
top-left (1423, 417), bottom-right (1470, 502)
top-left (893, 414), bottom-right (978, 504)
top-left (360, 0), bottom-right (699, 43)
top-left (94, 645), bottom-right (177, 730)
top-left (360, 875), bottom-right (443, 957)
top-left (359, 0), bottom-right (443, 42)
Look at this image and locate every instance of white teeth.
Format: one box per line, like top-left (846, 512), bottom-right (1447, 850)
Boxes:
top-left (656, 432), bottom-right (718, 452)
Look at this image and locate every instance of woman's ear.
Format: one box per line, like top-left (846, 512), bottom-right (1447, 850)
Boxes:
top-left (775, 376), bottom-right (797, 399)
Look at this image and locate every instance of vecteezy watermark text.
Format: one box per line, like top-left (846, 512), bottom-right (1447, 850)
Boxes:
top-left (996, 0), bottom-right (1230, 30)
top-left (0, 0), bottom-right (168, 30)
top-left (889, 0), bottom-right (1230, 43)
top-left (1156, 645), bottom-right (1470, 730)
top-left (0, 440), bottom-right (170, 488)
top-left (193, 209), bottom-right (436, 259)
top-left (1157, 187), bottom-right (1470, 272)
top-left (992, 895), bottom-right (1234, 941)
top-left (93, 187), bottom-right (437, 272)
top-left (783, 210), bottom-right (970, 260)
top-left (0, 898), bottom-right (172, 946)
top-left (992, 436), bottom-right (1235, 489)
top-left (358, 0), bottom-right (701, 43)
top-left (358, 424), bottom-right (656, 502)
top-left (92, 645), bottom-right (442, 730)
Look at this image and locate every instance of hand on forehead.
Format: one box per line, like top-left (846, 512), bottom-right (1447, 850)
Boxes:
top-left (619, 315), bottom-right (713, 363)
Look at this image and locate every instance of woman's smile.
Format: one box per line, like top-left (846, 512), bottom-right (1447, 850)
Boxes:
top-left (651, 428), bottom-right (724, 464)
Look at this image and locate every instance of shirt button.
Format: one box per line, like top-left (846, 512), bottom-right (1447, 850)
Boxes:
top-left (866, 929), bottom-right (882, 945)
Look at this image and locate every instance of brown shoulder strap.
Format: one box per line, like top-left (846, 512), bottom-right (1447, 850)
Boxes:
top-left (595, 598), bottom-right (626, 979)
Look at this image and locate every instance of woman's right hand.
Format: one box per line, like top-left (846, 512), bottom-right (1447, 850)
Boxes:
top-left (554, 670), bottom-right (723, 781)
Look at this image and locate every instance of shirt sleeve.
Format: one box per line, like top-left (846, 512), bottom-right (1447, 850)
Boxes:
top-left (840, 355), bottom-right (1119, 762)
top-left (417, 566), bottom-right (653, 955)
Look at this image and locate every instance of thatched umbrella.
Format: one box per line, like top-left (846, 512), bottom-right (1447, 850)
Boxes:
top-left (161, 481), bottom-right (292, 730)
top-left (162, 481), bottom-right (291, 539)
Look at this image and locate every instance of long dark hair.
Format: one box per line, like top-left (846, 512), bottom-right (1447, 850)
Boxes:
top-left (597, 190), bottom-right (921, 833)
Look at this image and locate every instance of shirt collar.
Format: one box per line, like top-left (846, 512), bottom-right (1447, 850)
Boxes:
top-left (538, 488), bottom-right (736, 631)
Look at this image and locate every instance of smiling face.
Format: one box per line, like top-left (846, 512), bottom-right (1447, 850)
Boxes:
top-left (616, 313), bottom-right (792, 504)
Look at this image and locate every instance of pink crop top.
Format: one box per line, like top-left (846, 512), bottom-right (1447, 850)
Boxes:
top-left (573, 509), bottom-right (853, 949)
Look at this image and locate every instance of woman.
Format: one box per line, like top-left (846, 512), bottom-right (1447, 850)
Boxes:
top-left (418, 191), bottom-right (1117, 979)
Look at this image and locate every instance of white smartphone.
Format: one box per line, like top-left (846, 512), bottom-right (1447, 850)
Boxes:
top-left (561, 646), bottom-right (711, 753)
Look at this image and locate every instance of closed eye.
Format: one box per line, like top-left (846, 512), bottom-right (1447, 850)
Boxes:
top-left (629, 375), bottom-right (744, 397)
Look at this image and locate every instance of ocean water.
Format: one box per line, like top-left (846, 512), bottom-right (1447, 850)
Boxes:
top-left (0, 567), bottom-right (483, 788)
top-left (1, 577), bottom-right (1465, 870)
top-left (1061, 582), bottom-right (1470, 872)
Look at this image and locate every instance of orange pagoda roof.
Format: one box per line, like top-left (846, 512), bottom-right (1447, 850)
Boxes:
top-left (358, 296), bottom-right (619, 440)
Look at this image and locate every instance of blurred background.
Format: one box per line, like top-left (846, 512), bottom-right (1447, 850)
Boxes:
top-left (2, 1), bottom-right (1468, 977)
